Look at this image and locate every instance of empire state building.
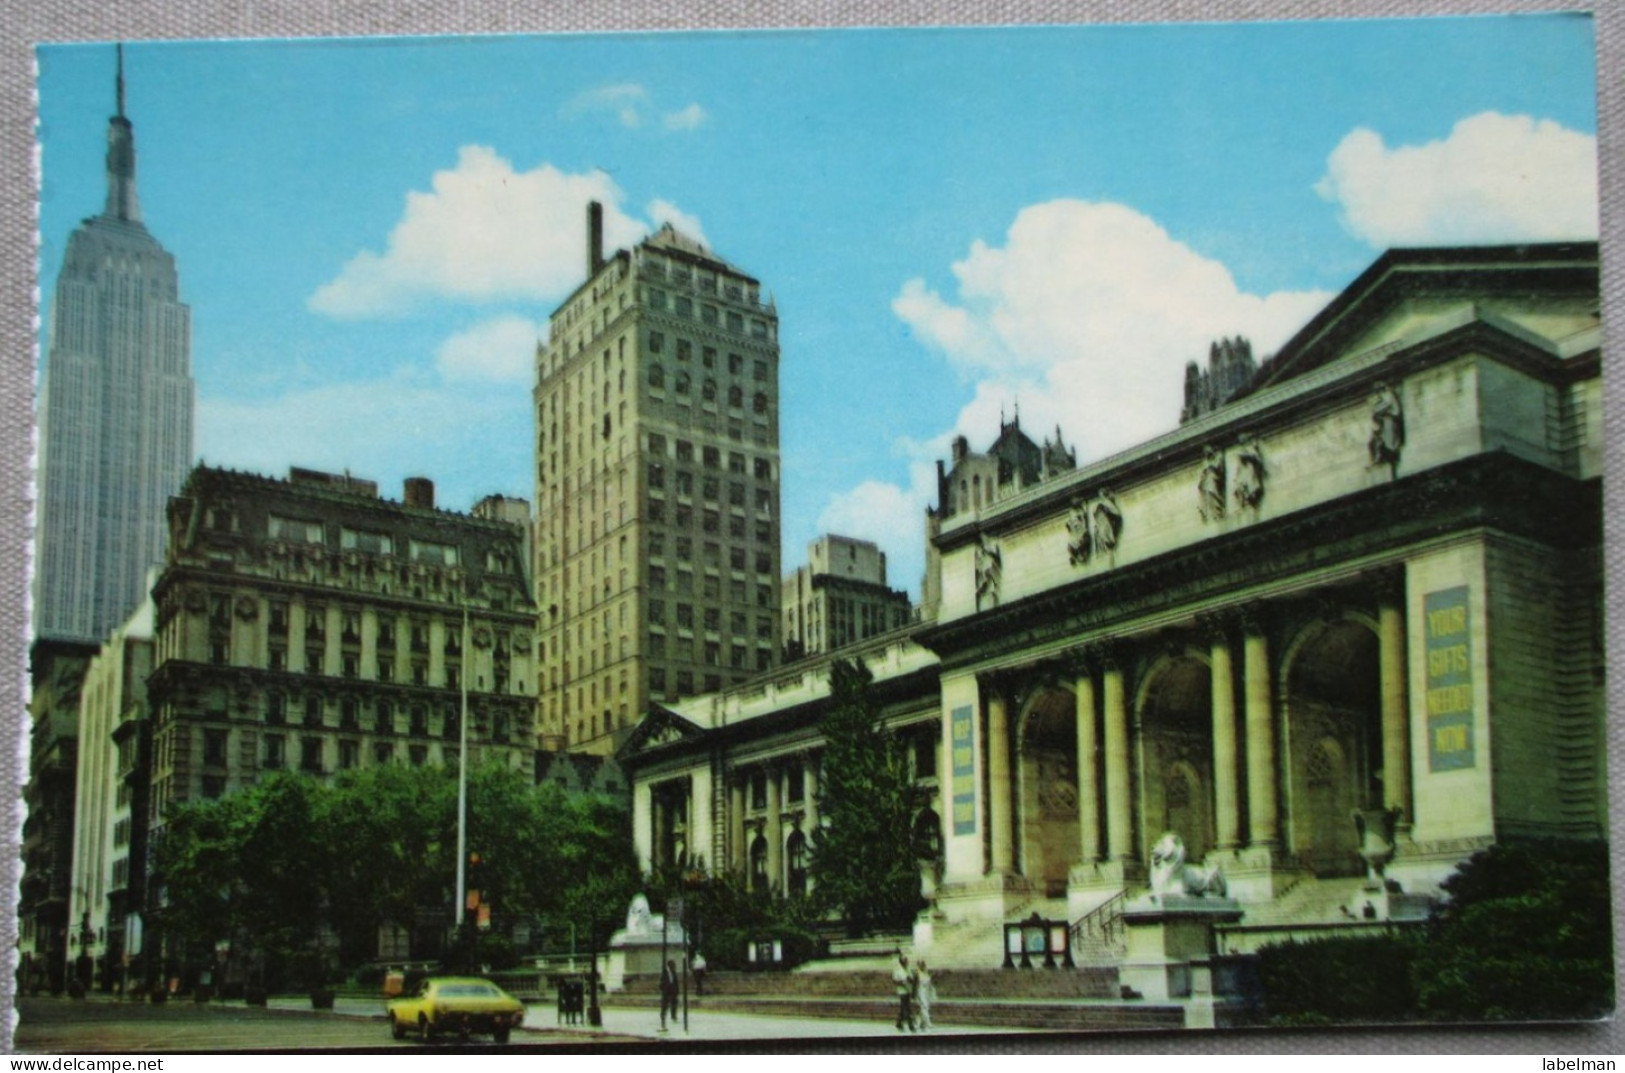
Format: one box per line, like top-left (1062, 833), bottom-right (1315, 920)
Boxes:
top-left (35, 47), bottom-right (194, 645)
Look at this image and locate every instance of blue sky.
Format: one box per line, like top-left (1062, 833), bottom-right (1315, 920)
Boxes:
top-left (36, 15), bottom-right (1599, 596)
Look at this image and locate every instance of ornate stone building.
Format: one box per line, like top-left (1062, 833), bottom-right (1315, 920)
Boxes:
top-left (534, 203), bottom-right (783, 755)
top-left (145, 466), bottom-right (538, 823)
top-left (620, 242), bottom-right (1604, 961)
top-left (781, 535), bottom-right (912, 661)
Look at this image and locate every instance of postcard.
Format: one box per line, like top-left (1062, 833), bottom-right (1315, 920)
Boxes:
top-left (17, 11), bottom-right (1614, 1054)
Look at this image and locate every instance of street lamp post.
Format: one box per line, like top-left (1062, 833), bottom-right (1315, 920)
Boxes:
top-left (454, 605), bottom-right (470, 963)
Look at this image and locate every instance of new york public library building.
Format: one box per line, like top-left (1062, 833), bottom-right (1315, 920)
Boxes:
top-left (618, 241), bottom-right (1605, 975)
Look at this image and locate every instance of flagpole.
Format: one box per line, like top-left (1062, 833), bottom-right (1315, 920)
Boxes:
top-left (455, 604), bottom-right (470, 930)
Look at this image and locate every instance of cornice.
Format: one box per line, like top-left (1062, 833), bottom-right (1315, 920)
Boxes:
top-left (919, 453), bottom-right (1598, 668)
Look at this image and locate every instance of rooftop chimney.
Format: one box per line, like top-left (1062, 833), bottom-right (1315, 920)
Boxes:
top-left (403, 477), bottom-right (435, 510)
top-left (588, 201), bottom-right (604, 276)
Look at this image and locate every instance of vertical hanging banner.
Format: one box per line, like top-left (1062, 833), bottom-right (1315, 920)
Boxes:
top-left (951, 705), bottom-right (977, 835)
top-left (1425, 586), bottom-right (1475, 771)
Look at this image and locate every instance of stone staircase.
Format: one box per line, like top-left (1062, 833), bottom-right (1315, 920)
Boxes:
top-left (605, 967), bottom-right (1182, 1034)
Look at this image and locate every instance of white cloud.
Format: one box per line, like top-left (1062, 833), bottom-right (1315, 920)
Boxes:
top-left (308, 147), bottom-right (701, 318)
top-left (891, 198), bottom-right (1329, 463)
top-left (663, 103), bottom-right (708, 131)
top-left (1316, 112), bottom-right (1598, 247)
top-left (435, 315), bottom-right (544, 383)
top-left (562, 83), bottom-right (649, 128)
top-left (819, 199), bottom-right (1330, 594)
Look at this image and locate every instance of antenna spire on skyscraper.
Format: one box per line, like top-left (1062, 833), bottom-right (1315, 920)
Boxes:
top-left (104, 42), bottom-right (140, 222)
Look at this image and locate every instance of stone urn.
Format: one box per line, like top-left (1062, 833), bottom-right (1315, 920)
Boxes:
top-left (1352, 806), bottom-right (1402, 888)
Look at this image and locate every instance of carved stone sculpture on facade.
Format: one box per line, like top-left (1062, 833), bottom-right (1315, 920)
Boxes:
top-left (1091, 489), bottom-right (1123, 556)
top-left (1198, 446), bottom-right (1226, 522)
top-left (1368, 381), bottom-right (1405, 477)
top-left (1066, 499), bottom-right (1091, 566)
top-left (975, 534), bottom-right (1003, 610)
top-left (1233, 437), bottom-right (1266, 510)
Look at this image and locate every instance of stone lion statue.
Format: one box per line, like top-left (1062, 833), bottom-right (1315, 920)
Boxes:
top-left (625, 893), bottom-right (654, 936)
top-left (1148, 832), bottom-right (1227, 901)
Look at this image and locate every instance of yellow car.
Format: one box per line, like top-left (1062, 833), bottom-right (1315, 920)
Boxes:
top-left (387, 976), bottom-right (525, 1043)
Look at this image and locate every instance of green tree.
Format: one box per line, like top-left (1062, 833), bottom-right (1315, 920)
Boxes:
top-left (1412, 840), bottom-right (1614, 1022)
top-left (807, 657), bottom-right (925, 936)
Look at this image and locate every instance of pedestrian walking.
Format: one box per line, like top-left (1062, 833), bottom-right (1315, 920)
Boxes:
top-left (659, 959), bottom-right (679, 1032)
top-left (914, 960), bottom-right (934, 1031)
top-left (891, 951), bottom-right (915, 1032)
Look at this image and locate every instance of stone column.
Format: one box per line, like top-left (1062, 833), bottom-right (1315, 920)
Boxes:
top-left (1101, 652), bottom-right (1133, 862)
top-left (651, 793), bottom-right (665, 871)
top-left (803, 755), bottom-right (819, 836)
top-left (1378, 584), bottom-right (1411, 824)
top-left (1073, 661), bottom-right (1101, 864)
top-left (728, 776), bottom-right (745, 873)
top-left (1205, 616), bottom-right (1240, 851)
top-left (986, 681), bottom-right (1015, 874)
top-left (1242, 611), bottom-right (1278, 847)
top-left (765, 764), bottom-right (783, 892)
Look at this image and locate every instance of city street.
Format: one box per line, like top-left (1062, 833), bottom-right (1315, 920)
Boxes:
top-left (11, 994), bottom-right (1013, 1052)
top-left (10, 995), bottom-right (639, 1052)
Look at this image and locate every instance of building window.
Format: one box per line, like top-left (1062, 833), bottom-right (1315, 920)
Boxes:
top-left (649, 600), bottom-right (665, 625)
top-left (340, 698), bottom-right (359, 731)
top-left (304, 695), bottom-right (323, 727)
top-left (755, 458), bottom-right (772, 480)
top-left (264, 734), bottom-right (285, 769)
top-left (269, 646), bottom-right (286, 672)
top-left (375, 700), bottom-right (393, 735)
top-left (676, 440), bottom-right (694, 463)
top-left (410, 706), bottom-right (428, 737)
top-left (378, 657), bottom-right (393, 683)
top-left (649, 330), bottom-right (665, 353)
top-left (203, 776), bottom-right (226, 800)
top-left (266, 692), bottom-right (286, 725)
top-left (374, 742), bottom-right (394, 765)
top-left (340, 528), bottom-right (393, 556)
top-left (339, 740), bottom-right (359, 770)
top-left (648, 363), bottom-right (665, 389)
top-left (409, 541), bottom-right (458, 567)
top-left (342, 654), bottom-right (359, 678)
top-left (409, 745), bottom-right (427, 768)
top-left (204, 730), bottom-right (228, 767)
top-left (676, 604), bottom-right (694, 629)
top-left (306, 648), bottom-right (323, 674)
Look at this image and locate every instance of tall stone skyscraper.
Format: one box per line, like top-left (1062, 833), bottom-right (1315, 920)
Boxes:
top-left (534, 203), bottom-right (782, 755)
top-left (35, 47), bottom-right (194, 645)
